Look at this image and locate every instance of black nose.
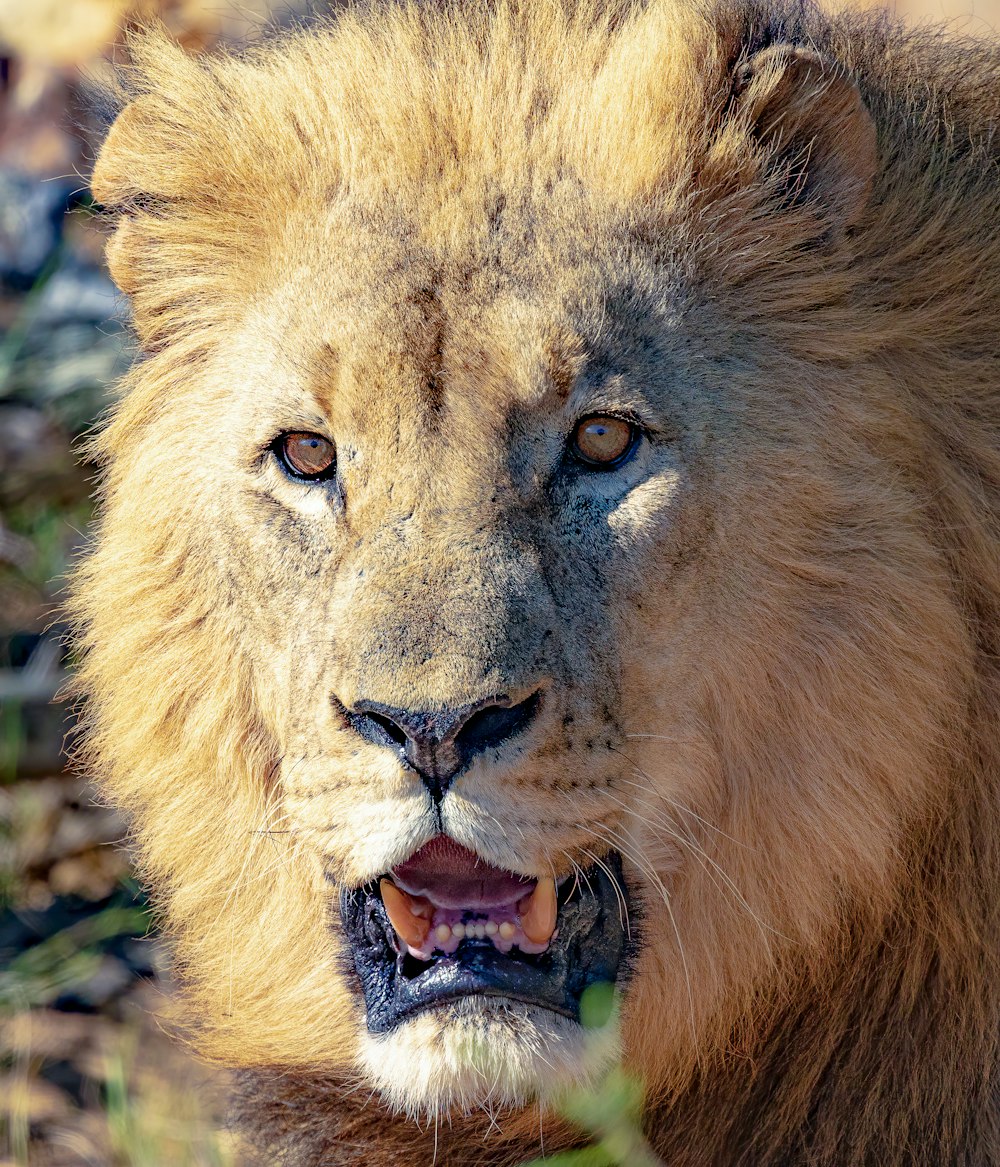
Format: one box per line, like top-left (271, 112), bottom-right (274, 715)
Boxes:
top-left (341, 691), bottom-right (542, 801)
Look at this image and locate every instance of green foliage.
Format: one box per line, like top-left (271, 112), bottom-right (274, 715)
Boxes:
top-left (0, 698), bottom-right (24, 785)
top-left (102, 1040), bottom-right (236, 1167)
top-left (2, 1018), bottom-right (236, 1167)
top-left (0, 248), bottom-right (62, 391)
top-left (0, 904), bottom-right (149, 1012)
top-left (521, 984), bottom-right (662, 1167)
top-left (0, 495), bottom-right (93, 599)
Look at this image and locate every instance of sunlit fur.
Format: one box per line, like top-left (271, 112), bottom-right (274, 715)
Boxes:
top-left (71, 0), bottom-right (1000, 1162)
top-left (359, 1000), bottom-right (621, 1119)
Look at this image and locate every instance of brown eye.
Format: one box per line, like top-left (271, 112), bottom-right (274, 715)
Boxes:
top-left (277, 432), bottom-right (337, 480)
top-left (570, 415), bottom-right (637, 468)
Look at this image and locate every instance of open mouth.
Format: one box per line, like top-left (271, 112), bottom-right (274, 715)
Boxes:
top-left (339, 836), bottom-right (630, 1034)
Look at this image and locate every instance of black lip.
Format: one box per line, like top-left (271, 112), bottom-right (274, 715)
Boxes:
top-left (339, 853), bottom-right (630, 1034)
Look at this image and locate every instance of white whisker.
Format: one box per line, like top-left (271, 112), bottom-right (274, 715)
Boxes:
top-left (608, 783), bottom-right (784, 948)
top-left (583, 820), bottom-right (699, 1057)
top-left (578, 845), bottom-right (630, 936)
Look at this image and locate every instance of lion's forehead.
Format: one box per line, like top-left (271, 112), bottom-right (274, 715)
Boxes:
top-left (237, 201), bottom-right (689, 453)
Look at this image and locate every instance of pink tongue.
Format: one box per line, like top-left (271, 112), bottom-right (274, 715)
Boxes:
top-left (392, 836), bottom-right (535, 910)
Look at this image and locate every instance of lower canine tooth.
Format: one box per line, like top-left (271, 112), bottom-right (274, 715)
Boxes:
top-left (380, 879), bottom-right (430, 949)
top-left (521, 877), bottom-right (557, 945)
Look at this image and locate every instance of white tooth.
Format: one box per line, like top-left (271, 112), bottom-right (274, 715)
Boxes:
top-left (452, 923), bottom-right (466, 939)
top-left (475, 923), bottom-right (486, 939)
top-left (485, 921), bottom-right (498, 936)
top-left (499, 921), bottom-right (515, 940)
top-left (434, 924), bottom-right (451, 943)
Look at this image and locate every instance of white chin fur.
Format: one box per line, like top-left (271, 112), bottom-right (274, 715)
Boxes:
top-left (358, 997), bottom-right (620, 1118)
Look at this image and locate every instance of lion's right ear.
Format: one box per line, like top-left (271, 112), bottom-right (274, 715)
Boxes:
top-left (93, 99), bottom-right (171, 295)
top-left (91, 35), bottom-right (216, 296)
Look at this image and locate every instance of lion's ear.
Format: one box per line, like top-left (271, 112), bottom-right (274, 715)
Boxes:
top-left (91, 35), bottom-right (218, 296)
top-left (93, 98), bottom-right (172, 295)
top-left (92, 94), bottom-right (192, 211)
top-left (733, 44), bottom-right (877, 230)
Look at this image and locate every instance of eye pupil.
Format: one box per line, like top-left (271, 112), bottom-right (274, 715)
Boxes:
top-left (278, 432), bottom-right (336, 479)
top-left (571, 414), bottom-right (636, 467)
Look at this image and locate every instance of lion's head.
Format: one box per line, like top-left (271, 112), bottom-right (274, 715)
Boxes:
top-left (73, 0), bottom-right (1000, 1159)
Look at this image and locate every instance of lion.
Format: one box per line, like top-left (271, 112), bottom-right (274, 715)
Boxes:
top-left (70, 0), bottom-right (1000, 1161)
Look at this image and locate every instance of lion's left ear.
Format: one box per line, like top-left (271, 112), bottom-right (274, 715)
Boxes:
top-left (733, 44), bottom-right (878, 229)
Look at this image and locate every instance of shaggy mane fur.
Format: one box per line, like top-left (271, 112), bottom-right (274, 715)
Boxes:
top-left (73, 0), bottom-right (1000, 1162)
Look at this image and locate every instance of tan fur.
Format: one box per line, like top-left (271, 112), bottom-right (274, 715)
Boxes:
top-left (72, 0), bottom-right (1000, 1162)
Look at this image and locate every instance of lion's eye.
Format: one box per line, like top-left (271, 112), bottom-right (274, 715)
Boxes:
top-left (276, 432), bottom-right (337, 480)
top-left (570, 415), bottom-right (638, 468)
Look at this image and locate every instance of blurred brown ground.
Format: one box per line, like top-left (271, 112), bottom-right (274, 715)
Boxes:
top-left (0, 0), bottom-right (996, 1163)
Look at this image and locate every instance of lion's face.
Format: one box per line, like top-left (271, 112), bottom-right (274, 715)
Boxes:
top-left (213, 206), bottom-right (703, 1107)
top-left (80, 1), bottom-right (975, 1122)
top-left (181, 185), bottom-right (958, 1113)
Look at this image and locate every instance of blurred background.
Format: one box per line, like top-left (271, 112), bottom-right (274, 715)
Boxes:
top-left (0, 0), bottom-right (996, 1163)
top-left (0, 6), bottom-right (310, 1162)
